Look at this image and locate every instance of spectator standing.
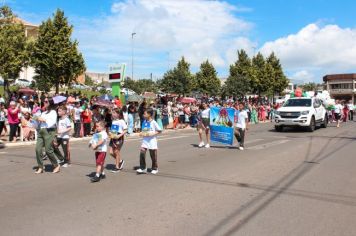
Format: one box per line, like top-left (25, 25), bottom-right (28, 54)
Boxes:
top-left (7, 101), bottom-right (20, 142)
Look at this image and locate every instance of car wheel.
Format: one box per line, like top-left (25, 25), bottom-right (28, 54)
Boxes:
top-left (320, 114), bottom-right (328, 128)
top-left (275, 126), bottom-right (283, 132)
top-left (308, 116), bottom-right (316, 132)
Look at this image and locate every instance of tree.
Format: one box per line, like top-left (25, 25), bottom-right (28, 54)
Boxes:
top-left (0, 6), bottom-right (29, 100)
top-left (301, 82), bottom-right (317, 91)
top-left (251, 52), bottom-right (268, 95)
top-left (266, 52), bottom-right (289, 97)
top-left (195, 60), bottom-right (221, 96)
top-left (123, 78), bottom-right (159, 94)
top-left (224, 50), bottom-right (252, 98)
top-left (84, 74), bottom-right (94, 86)
top-left (161, 57), bottom-right (193, 95)
top-left (32, 9), bottom-right (85, 93)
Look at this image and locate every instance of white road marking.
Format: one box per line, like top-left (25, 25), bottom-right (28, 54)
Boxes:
top-left (247, 140), bottom-right (290, 150)
top-left (245, 139), bottom-right (264, 144)
top-left (158, 136), bottom-right (189, 141)
top-left (0, 152), bottom-right (7, 154)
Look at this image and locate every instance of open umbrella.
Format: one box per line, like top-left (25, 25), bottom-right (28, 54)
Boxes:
top-left (127, 94), bottom-right (143, 102)
top-left (96, 98), bottom-right (114, 108)
top-left (18, 88), bottom-right (35, 95)
top-left (53, 95), bottom-right (67, 104)
top-left (179, 97), bottom-right (196, 104)
top-left (67, 96), bottom-right (76, 103)
top-left (99, 94), bottom-right (113, 101)
top-left (142, 92), bottom-right (156, 99)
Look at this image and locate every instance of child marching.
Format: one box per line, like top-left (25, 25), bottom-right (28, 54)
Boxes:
top-left (89, 121), bottom-right (108, 182)
top-left (109, 108), bottom-right (127, 173)
top-left (136, 108), bottom-right (162, 175)
top-left (53, 105), bottom-right (72, 167)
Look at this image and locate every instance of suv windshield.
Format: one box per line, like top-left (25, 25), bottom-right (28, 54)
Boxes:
top-left (283, 99), bottom-right (311, 107)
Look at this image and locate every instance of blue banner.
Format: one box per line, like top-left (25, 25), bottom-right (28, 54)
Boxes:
top-left (210, 107), bottom-right (235, 145)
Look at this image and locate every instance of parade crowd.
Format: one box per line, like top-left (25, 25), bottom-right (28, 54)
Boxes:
top-left (0, 90), bottom-right (354, 182)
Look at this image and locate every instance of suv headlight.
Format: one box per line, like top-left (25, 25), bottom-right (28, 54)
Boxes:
top-left (301, 110), bottom-right (309, 115)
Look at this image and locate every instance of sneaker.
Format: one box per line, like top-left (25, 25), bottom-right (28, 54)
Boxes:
top-left (239, 147), bottom-right (244, 150)
top-left (90, 176), bottom-right (100, 182)
top-left (111, 167), bottom-right (120, 173)
top-left (151, 169), bottom-right (158, 175)
top-left (136, 168), bottom-right (147, 174)
top-left (62, 163), bottom-right (69, 168)
top-left (198, 142), bottom-right (205, 148)
top-left (100, 174), bottom-right (106, 179)
top-left (118, 160), bottom-right (125, 170)
top-left (58, 159), bottom-right (64, 165)
top-left (205, 144), bottom-right (210, 148)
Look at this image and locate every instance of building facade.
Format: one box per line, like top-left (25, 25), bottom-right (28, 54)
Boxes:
top-left (323, 73), bottom-right (356, 104)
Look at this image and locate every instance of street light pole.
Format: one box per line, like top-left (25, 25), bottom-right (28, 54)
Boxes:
top-left (131, 32), bottom-right (136, 81)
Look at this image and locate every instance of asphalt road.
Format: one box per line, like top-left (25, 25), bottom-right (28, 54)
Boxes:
top-left (1, 121), bottom-right (356, 236)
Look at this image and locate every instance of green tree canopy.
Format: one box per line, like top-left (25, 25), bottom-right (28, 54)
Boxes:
top-left (32, 9), bottom-right (85, 93)
top-left (160, 57), bottom-right (193, 95)
top-left (0, 6), bottom-right (29, 99)
top-left (266, 52), bottom-right (289, 96)
top-left (224, 50), bottom-right (252, 98)
top-left (195, 60), bottom-right (221, 96)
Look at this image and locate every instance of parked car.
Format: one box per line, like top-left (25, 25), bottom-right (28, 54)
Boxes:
top-left (13, 79), bottom-right (31, 87)
top-left (121, 88), bottom-right (136, 95)
top-left (0, 78), bottom-right (4, 86)
top-left (72, 83), bottom-right (90, 90)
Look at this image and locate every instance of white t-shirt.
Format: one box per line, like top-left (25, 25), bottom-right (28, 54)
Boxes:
top-left (141, 119), bottom-right (162, 149)
top-left (57, 117), bottom-right (72, 139)
top-left (347, 104), bottom-right (354, 111)
top-left (40, 110), bottom-right (57, 129)
top-left (334, 104), bottom-right (343, 114)
top-left (73, 107), bottom-right (83, 121)
top-left (236, 110), bottom-right (248, 129)
top-left (90, 130), bottom-right (108, 152)
top-left (111, 119), bottom-right (127, 134)
top-left (201, 108), bottom-right (210, 118)
top-left (0, 110), bottom-right (6, 122)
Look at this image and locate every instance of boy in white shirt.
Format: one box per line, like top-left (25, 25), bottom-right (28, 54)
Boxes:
top-left (136, 108), bottom-right (162, 175)
top-left (235, 102), bottom-right (249, 150)
top-left (53, 105), bottom-right (72, 167)
top-left (89, 121), bottom-right (108, 182)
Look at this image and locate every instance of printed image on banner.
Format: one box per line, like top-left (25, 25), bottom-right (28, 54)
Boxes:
top-left (210, 107), bottom-right (235, 145)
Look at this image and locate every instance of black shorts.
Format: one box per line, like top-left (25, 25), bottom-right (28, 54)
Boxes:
top-left (179, 115), bottom-right (185, 124)
top-left (335, 113), bottom-right (341, 120)
top-left (109, 138), bottom-right (124, 149)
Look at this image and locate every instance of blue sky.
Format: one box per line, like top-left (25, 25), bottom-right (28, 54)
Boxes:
top-left (6, 0), bottom-right (356, 83)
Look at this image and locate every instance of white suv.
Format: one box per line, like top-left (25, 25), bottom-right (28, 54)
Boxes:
top-left (274, 97), bottom-right (328, 132)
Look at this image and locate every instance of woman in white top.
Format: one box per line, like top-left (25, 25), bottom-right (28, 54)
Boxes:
top-left (334, 100), bottom-right (343, 128)
top-left (197, 103), bottom-right (211, 148)
top-left (34, 98), bottom-right (60, 174)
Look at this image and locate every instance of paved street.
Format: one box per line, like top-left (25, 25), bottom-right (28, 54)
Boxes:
top-left (1, 122), bottom-right (356, 236)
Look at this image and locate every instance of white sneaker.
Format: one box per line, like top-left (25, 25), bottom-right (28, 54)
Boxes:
top-left (198, 142), bottom-right (205, 148)
top-left (205, 144), bottom-right (210, 148)
top-left (136, 168), bottom-right (147, 174)
top-left (239, 147), bottom-right (244, 150)
top-left (62, 163), bottom-right (69, 168)
top-left (151, 169), bottom-right (158, 175)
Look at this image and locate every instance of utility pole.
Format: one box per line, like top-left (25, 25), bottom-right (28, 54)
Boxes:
top-left (131, 32), bottom-right (136, 80)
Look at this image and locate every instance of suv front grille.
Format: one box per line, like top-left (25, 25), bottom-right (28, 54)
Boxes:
top-left (280, 112), bottom-right (301, 119)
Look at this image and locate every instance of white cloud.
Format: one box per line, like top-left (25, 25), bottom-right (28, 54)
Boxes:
top-left (289, 70), bottom-right (315, 84)
top-left (260, 23), bottom-right (356, 82)
top-left (74, 0), bottom-right (253, 75)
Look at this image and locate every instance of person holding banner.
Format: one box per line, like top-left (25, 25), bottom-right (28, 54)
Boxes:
top-left (197, 103), bottom-right (211, 148)
top-left (235, 102), bottom-right (249, 150)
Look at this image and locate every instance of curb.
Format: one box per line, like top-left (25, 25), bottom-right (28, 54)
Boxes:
top-left (2, 127), bottom-right (195, 148)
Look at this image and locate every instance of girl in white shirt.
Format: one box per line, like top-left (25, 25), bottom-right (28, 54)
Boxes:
top-left (136, 108), bottom-right (162, 175)
top-left (109, 108), bottom-right (127, 173)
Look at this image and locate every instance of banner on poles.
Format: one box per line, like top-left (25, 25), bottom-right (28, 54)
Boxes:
top-left (210, 107), bottom-right (235, 145)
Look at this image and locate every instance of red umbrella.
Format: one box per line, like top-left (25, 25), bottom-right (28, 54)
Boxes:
top-left (96, 99), bottom-right (114, 108)
top-left (18, 88), bottom-right (35, 95)
top-left (179, 97), bottom-right (196, 104)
